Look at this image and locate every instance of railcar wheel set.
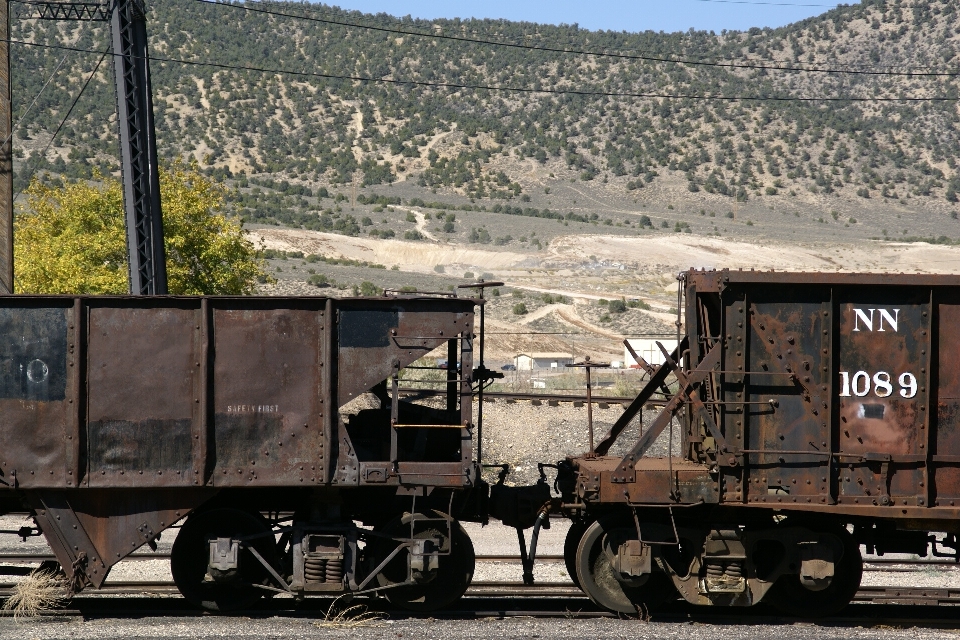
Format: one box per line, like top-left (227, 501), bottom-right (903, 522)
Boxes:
top-left (1, 269), bottom-right (959, 616)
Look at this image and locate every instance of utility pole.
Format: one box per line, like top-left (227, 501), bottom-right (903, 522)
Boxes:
top-left (13, 0), bottom-right (167, 295)
top-left (0, 0), bottom-right (13, 294)
top-left (111, 0), bottom-right (166, 294)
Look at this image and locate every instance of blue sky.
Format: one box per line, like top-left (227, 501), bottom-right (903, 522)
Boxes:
top-left (324, 0), bottom-right (856, 33)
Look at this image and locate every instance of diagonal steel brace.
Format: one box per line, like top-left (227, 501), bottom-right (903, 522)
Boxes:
top-left (595, 336), bottom-right (688, 456)
top-left (610, 344), bottom-right (721, 483)
top-left (655, 341), bottom-right (728, 453)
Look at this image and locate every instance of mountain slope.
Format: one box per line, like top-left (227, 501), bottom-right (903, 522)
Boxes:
top-left (11, 0), bottom-right (960, 226)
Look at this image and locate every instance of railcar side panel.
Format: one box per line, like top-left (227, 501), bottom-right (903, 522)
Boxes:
top-left (686, 271), bottom-right (960, 517)
top-left (0, 302), bottom-right (74, 489)
top-left (744, 289), bottom-right (830, 505)
top-left (86, 303), bottom-right (200, 487)
top-left (935, 291), bottom-right (960, 505)
top-left (211, 303), bottom-right (325, 487)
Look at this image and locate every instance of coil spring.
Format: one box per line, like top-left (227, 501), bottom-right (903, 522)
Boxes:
top-left (304, 557), bottom-right (327, 584)
top-left (705, 560), bottom-right (742, 579)
top-left (724, 562), bottom-right (743, 579)
top-left (325, 559), bottom-right (344, 583)
top-left (705, 561), bottom-right (724, 578)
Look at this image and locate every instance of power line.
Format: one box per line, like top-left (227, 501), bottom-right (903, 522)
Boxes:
top-left (14, 47), bottom-right (108, 202)
top-left (6, 37), bottom-right (959, 103)
top-left (191, 0), bottom-right (960, 78)
top-left (3, 51), bottom-right (69, 150)
top-left (189, 0), bottom-right (960, 77)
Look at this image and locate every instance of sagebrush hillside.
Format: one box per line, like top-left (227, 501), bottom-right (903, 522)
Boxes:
top-left (12, 0), bottom-right (960, 228)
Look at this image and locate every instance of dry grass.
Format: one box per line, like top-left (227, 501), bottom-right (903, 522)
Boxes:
top-left (314, 594), bottom-right (388, 630)
top-left (1, 569), bottom-right (71, 618)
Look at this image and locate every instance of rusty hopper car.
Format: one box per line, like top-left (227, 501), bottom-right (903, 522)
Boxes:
top-left (0, 294), bottom-right (485, 611)
top-left (555, 270), bottom-right (960, 616)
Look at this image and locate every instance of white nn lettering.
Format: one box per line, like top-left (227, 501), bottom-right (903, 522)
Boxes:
top-left (852, 308), bottom-right (874, 332)
top-left (877, 308), bottom-right (899, 333)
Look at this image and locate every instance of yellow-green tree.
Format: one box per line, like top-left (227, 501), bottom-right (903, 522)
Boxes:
top-left (14, 162), bottom-right (268, 294)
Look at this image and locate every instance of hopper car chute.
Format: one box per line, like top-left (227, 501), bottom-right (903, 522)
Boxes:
top-left (0, 294), bottom-right (485, 611)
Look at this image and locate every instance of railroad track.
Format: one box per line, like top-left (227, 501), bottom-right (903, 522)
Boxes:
top-left (398, 388), bottom-right (668, 408)
top-left (1, 552), bottom-right (956, 569)
top-left (0, 579), bottom-right (957, 605)
top-left (1, 551), bottom-right (959, 607)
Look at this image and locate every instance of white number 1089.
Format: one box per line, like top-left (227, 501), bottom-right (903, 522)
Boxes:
top-left (839, 371), bottom-right (918, 399)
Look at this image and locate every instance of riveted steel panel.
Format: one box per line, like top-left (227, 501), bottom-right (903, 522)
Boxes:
top-left (337, 299), bottom-right (474, 405)
top-left (28, 488), bottom-right (214, 588)
top-left (211, 301), bottom-right (325, 486)
top-left (837, 290), bottom-right (928, 456)
top-left (744, 287), bottom-right (830, 504)
top-left (86, 303), bottom-right (200, 487)
top-left (0, 303), bottom-right (73, 488)
top-left (687, 272), bottom-right (950, 515)
top-left (934, 291), bottom-right (960, 504)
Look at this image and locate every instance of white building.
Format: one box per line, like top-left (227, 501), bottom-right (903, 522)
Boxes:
top-left (514, 352), bottom-right (575, 371)
top-left (623, 339), bottom-right (681, 369)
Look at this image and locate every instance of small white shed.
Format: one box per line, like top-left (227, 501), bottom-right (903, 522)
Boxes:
top-left (514, 352), bottom-right (575, 371)
top-left (623, 339), bottom-right (681, 369)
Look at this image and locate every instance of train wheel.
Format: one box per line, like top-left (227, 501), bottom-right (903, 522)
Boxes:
top-left (766, 527), bottom-right (862, 617)
top-left (563, 519), bottom-right (591, 590)
top-left (574, 516), bottom-right (675, 615)
top-left (370, 510), bottom-right (475, 612)
top-left (171, 508), bottom-right (278, 612)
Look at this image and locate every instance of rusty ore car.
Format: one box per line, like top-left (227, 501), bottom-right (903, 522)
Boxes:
top-left (553, 270), bottom-right (960, 615)
top-left (4, 270), bottom-right (960, 617)
top-left (0, 294), bottom-right (487, 611)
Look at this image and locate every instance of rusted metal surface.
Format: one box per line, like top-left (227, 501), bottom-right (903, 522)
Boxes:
top-left (0, 294), bottom-right (478, 589)
top-left (573, 456), bottom-right (716, 506)
top-left (27, 489), bottom-right (214, 588)
top-left (211, 301), bottom-right (325, 487)
top-left (565, 269), bottom-right (960, 521)
top-left (0, 301), bottom-right (75, 490)
top-left (0, 295), bottom-right (476, 489)
top-left (86, 302), bottom-right (199, 488)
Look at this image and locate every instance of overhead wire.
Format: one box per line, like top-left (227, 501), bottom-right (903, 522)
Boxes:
top-left (191, 0), bottom-right (960, 78)
top-left (207, 0), bottom-right (829, 70)
top-left (2, 51), bottom-right (69, 150)
top-left (187, 0), bottom-right (894, 74)
top-left (4, 37), bottom-right (958, 102)
top-left (13, 46), bottom-right (109, 202)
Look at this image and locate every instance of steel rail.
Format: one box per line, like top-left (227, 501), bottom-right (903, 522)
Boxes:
top-left (398, 388), bottom-right (669, 407)
top-left (0, 552), bottom-right (171, 564)
top-left (0, 552), bottom-right (954, 567)
top-left (1, 580), bottom-right (958, 607)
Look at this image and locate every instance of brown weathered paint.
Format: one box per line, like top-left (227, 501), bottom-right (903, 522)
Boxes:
top-left (0, 294), bottom-right (477, 588)
top-left (566, 270), bottom-right (960, 521)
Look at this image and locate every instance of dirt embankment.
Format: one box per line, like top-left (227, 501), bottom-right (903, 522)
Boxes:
top-left (253, 227), bottom-right (960, 279)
